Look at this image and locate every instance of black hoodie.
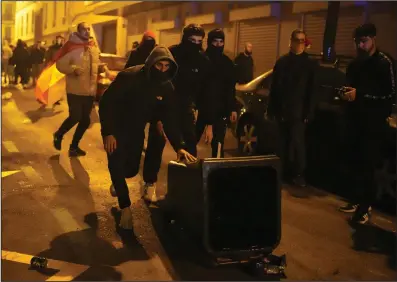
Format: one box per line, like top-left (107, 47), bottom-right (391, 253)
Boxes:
top-left (99, 46), bottom-right (185, 152)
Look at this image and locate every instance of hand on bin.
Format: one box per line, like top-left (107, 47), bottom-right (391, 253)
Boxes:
top-left (177, 149), bottom-right (197, 163)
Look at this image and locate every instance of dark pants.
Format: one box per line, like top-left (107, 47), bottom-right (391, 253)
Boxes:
top-left (277, 120), bottom-right (306, 178)
top-left (196, 116), bottom-right (228, 158)
top-left (143, 110), bottom-right (197, 184)
top-left (55, 93), bottom-right (94, 148)
top-left (31, 63), bottom-right (43, 85)
top-left (107, 133), bottom-right (144, 209)
top-left (348, 119), bottom-right (388, 213)
top-left (14, 67), bottom-right (29, 85)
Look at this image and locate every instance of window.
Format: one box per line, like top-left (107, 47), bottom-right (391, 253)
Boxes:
top-left (26, 12), bottom-right (29, 35)
top-left (5, 26), bottom-right (12, 41)
top-left (44, 3), bottom-right (48, 29)
top-left (20, 15), bottom-right (24, 36)
top-left (53, 2), bottom-right (57, 27)
top-left (32, 10), bottom-right (34, 33)
top-left (3, 4), bottom-right (13, 21)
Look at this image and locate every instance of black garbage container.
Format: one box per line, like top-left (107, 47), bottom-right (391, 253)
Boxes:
top-left (166, 155), bottom-right (282, 262)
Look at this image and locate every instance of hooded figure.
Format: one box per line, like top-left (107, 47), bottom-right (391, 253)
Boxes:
top-left (196, 28), bottom-right (237, 158)
top-left (99, 45), bottom-right (196, 229)
top-left (141, 24), bottom-right (213, 203)
top-left (124, 31), bottom-right (157, 69)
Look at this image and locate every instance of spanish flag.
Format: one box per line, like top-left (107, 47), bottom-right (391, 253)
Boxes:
top-left (35, 39), bottom-right (95, 106)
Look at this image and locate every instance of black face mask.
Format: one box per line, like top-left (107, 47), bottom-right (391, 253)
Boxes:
top-left (140, 39), bottom-right (155, 51)
top-left (150, 67), bottom-right (170, 83)
top-left (207, 45), bottom-right (224, 59)
top-left (183, 40), bottom-right (202, 53)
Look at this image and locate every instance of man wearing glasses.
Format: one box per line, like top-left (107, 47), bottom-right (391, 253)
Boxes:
top-left (267, 29), bottom-right (317, 187)
top-left (142, 24), bottom-right (212, 202)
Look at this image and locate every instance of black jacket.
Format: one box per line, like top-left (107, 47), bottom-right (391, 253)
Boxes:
top-left (268, 52), bottom-right (317, 121)
top-left (199, 51), bottom-right (236, 122)
top-left (124, 44), bottom-right (157, 69)
top-left (99, 46), bottom-right (185, 153)
top-left (30, 46), bottom-right (46, 64)
top-left (168, 43), bottom-right (212, 121)
top-left (346, 50), bottom-right (396, 127)
top-left (234, 52), bottom-right (254, 84)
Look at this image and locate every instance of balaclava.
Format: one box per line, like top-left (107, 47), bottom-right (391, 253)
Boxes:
top-left (206, 28), bottom-right (225, 60)
top-left (140, 30), bottom-right (156, 51)
top-left (181, 24), bottom-right (205, 54)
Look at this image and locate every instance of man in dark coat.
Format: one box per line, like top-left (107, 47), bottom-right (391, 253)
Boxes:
top-left (124, 31), bottom-right (156, 69)
top-left (234, 42), bottom-right (254, 84)
top-left (142, 24), bottom-right (212, 203)
top-left (338, 23), bottom-right (396, 224)
top-left (30, 41), bottom-right (46, 86)
top-left (9, 39), bottom-right (31, 86)
top-left (267, 29), bottom-right (317, 187)
top-left (99, 45), bottom-right (196, 229)
top-left (44, 35), bottom-right (64, 66)
top-left (196, 28), bottom-right (237, 157)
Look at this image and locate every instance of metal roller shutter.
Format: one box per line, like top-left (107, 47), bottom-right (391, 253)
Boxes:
top-left (303, 12), bottom-right (327, 55)
top-left (278, 16), bottom-right (301, 57)
top-left (335, 8), bottom-right (365, 56)
top-left (159, 30), bottom-right (181, 48)
top-left (238, 18), bottom-right (278, 77)
top-left (370, 10), bottom-right (397, 59)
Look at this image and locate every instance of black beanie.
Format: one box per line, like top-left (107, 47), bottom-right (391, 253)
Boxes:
top-left (353, 23), bottom-right (377, 39)
top-left (207, 28), bottom-right (225, 46)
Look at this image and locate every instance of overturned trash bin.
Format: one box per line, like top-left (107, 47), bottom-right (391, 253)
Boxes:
top-left (166, 155), bottom-right (282, 265)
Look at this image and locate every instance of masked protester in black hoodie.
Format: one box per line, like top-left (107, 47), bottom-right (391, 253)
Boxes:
top-left (338, 23), bottom-right (396, 224)
top-left (267, 29), bottom-right (317, 188)
top-left (142, 24), bottom-right (212, 203)
top-left (124, 31), bottom-right (156, 69)
top-left (99, 46), bottom-right (196, 229)
top-left (196, 29), bottom-right (237, 157)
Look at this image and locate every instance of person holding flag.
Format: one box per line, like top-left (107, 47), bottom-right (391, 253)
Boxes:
top-left (45, 22), bottom-right (100, 157)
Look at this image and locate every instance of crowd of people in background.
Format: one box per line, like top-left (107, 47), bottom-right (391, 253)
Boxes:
top-left (1, 35), bottom-right (65, 88)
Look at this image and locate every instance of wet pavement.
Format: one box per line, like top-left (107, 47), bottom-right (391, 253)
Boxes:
top-left (1, 86), bottom-right (396, 281)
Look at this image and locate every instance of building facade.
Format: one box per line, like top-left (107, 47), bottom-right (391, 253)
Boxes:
top-left (2, 1), bottom-right (16, 44)
top-left (89, 1), bottom-right (397, 76)
top-left (13, 1), bottom-right (397, 75)
top-left (14, 1), bottom-right (87, 47)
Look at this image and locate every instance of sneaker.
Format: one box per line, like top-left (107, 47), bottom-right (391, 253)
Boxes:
top-left (143, 183), bottom-right (164, 203)
top-left (109, 184), bottom-right (117, 197)
top-left (339, 203), bottom-right (359, 213)
top-left (69, 147), bottom-right (87, 157)
top-left (351, 211), bottom-right (371, 224)
top-left (53, 134), bottom-right (63, 151)
top-left (293, 175), bottom-right (307, 187)
top-left (339, 204), bottom-right (372, 213)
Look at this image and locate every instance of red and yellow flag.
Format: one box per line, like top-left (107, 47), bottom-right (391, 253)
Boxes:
top-left (35, 40), bottom-right (95, 106)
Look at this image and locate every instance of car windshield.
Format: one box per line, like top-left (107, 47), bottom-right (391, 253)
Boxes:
top-left (99, 54), bottom-right (126, 71)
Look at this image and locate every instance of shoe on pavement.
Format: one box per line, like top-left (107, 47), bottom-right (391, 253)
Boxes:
top-left (69, 147), bottom-right (87, 157)
top-left (351, 211), bottom-right (371, 224)
top-left (119, 207), bottom-right (133, 230)
top-left (143, 183), bottom-right (164, 203)
top-left (293, 175), bottom-right (307, 187)
top-left (109, 184), bottom-right (117, 197)
top-left (339, 204), bottom-right (372, 213)
top-left (53, 134), bottom-right (63, 151)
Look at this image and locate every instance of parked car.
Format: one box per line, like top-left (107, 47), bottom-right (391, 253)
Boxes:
top-left (232, 56), bottom-right (348, 156)
top-left (96, 53), bottom-right (127, 101)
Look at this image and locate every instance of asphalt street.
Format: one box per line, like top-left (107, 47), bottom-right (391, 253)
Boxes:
top-left (1, 86), bottom-right (396, 281)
